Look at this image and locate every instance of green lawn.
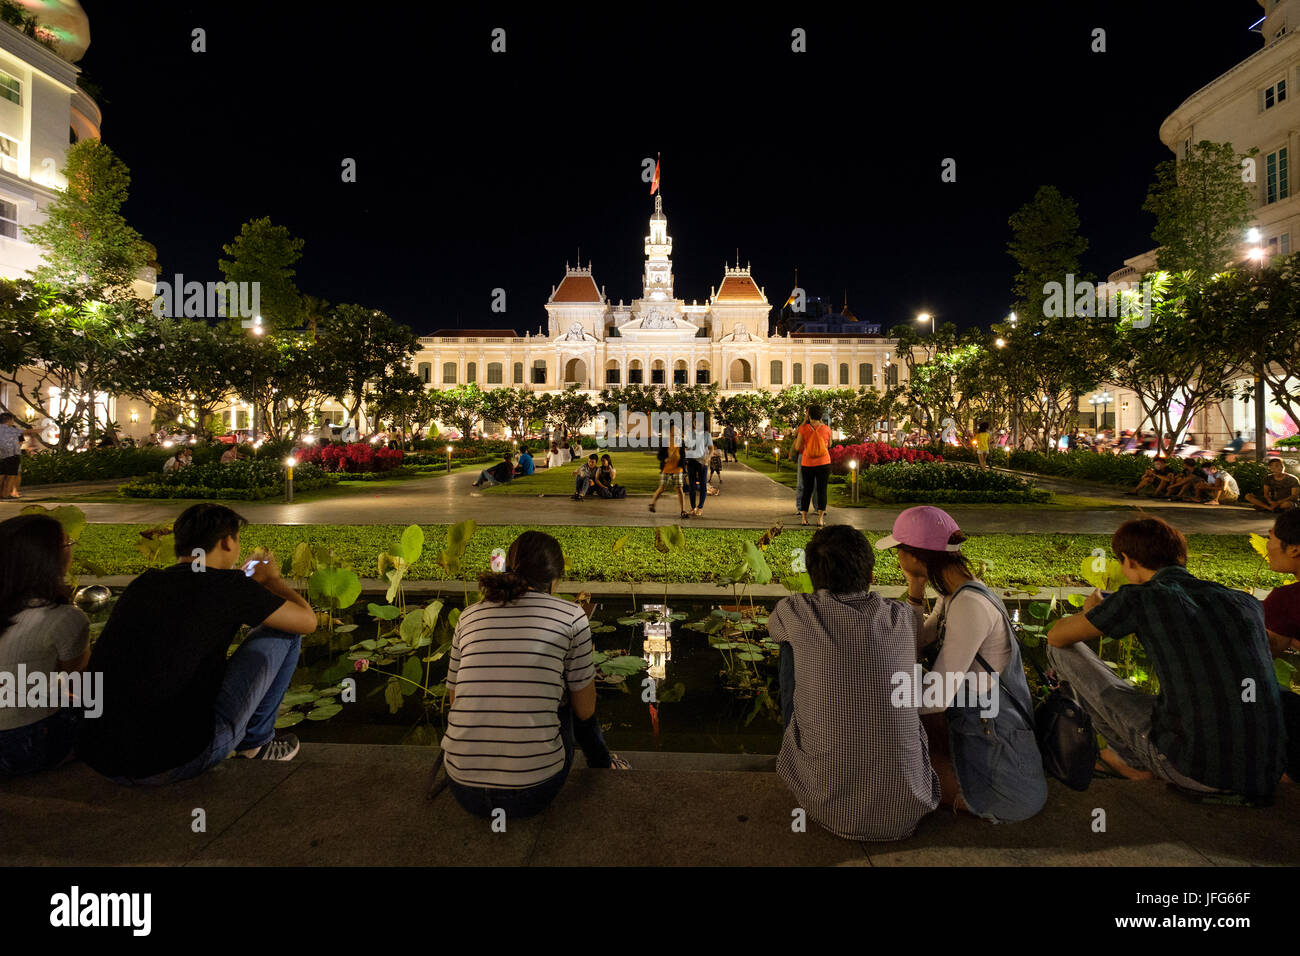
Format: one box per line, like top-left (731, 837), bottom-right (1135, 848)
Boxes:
top-left (70, 522), bottom-right (1292, 593)
top-left (484, 450), bottom-right (668, 495)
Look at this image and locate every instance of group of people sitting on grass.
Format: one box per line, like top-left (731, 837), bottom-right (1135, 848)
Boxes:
top-left (1131, 456), bottom-right (1300, 511)
top-left (3, 502), bottom-right (1296, 848)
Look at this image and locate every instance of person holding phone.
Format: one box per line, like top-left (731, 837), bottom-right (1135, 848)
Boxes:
top-left (77, 504), bottom-right (319, 784)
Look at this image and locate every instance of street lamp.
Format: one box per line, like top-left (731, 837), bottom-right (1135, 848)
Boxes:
top-left (285, 456), bottom-right (297, 502)
top-left (848, 459), bottom-right (858, 504)
top-left (1246, 229), bottom-right (1268, 461)
top-left (774, 445), bottom-right (780, 474)
top-left (446, 444), bottom-right (453, 473)
top-left (916, 312), bottom-right (932, 336)
top-left (1088, 391), bottom-right (1113, 433)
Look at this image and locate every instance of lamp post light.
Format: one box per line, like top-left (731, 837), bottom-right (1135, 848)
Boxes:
top-left (1089, 391), bottom-right (1113, 433)
top-left (774, 445), bottom-right (780, 474)
top-left (916, 312), bottom-right (932, 337)
top-left (446, 444), bottom-right (453, 473)
top-left (848, 459), bottom-right (858, 504)
top-left (744, 440), bottom-right (749, 461)
top-left (1247, 229), bottom-right (1268, 461)
top-left (285, 456), bottom-right (297, 503)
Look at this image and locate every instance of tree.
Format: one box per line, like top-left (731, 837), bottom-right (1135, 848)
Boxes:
top-left (1103, 271), bottom-right (1240, 452)
top-left (18, 140), bottom-right (153, 445)
top-left (370, 369), bottom-right (427, 442)
top-left (538, 385), bottom-right (597, 439)
top-left (891, 322), bottom-right (985, 438)
top-left (430, 383), bottom-right (485, 438)
top-left (716, 392), bottom-right (769, 439)
top-left (834, 387), bottom-right (900, 443)
top-left (479, 386), bottom-right (539, 439)
top-left (217, 218), bottom-right (306, 331)
top-left (1005, 186), bottom-right (1103, 449)
top-left (125, 317), bottom-right (252, 438)
top-left (314, 304), bottom-right (419, 428)
top-left (1144, 140), bottom-right (1257, 276)
top-left (225, 332), bottom-right (332, 441)
top-left (1205, 255), bottom-right (1300, 453)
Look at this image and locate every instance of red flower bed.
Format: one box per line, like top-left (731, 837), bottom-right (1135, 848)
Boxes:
top-left (829, 442), bottom-right (940, 472)
top-left (295, 442), bottom-right (404, 473)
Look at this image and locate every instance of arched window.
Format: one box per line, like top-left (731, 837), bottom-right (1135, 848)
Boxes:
top-left (813, 363), bottom-right (829, 385)
top-left (792, 363), bottom-right (803, 385)
top-left (859, 362), bottom-right (873, 386)
top-left (513, 362), bottom-right (524, 384)
top-left (487, 362), bottom-right (503, 384)
top-left (418, 362), bottom-right (431, 384)
top-left (531, 359), bottom-right (547, 384)
top-left (628, 360), bottom-right (643, 385)
top-left (770, 360), bottom-right (783, 385)
top-left (605, 360), bottom-right (621, 385)
top-left (467, 362), bottom-right (477, 383)
top-left (839, 363), bottom-right (849, 385)
top-left (442, 362), bottom-right (456, 384)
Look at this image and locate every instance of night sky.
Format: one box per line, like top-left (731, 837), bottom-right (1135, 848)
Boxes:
top-left (77, 1), bottom-right (1262, 336)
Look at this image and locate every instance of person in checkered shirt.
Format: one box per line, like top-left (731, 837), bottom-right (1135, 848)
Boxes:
top-left (770, 525), bottom-right (940, 841)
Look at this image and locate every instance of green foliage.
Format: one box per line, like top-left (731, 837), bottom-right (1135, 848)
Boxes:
top-left (120, 460), bottom-right (337, 499)
top-left (217, 217), bottom-right (306, 331)
top-left (18, 503), bottom-right (87, 542)
top-left (862, 462), bottom-right (1050, 503)
top-left (1144, 141), bottom-right (1257, 276)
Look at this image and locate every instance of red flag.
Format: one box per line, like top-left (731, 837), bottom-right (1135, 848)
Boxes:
top-left (649, 155), bottom-right (660, 195)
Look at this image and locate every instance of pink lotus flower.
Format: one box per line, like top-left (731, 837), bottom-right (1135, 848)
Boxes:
top-left (353, 659), bottom-right (370, 672)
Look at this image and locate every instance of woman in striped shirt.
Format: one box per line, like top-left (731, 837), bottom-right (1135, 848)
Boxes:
top-left (443, 531), bottom-right (629, 818)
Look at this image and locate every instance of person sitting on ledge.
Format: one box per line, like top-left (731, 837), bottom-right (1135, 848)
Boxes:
top-left (513, 444), bottom-right (534, 477)
top-left (1245, 459), bottom-right (1299, 513)
top-left (440, 531), bottom-right (629, 819)
top-left (472, 453), bottom-right (515, 489)
top-left (878, 506), bottom-right (1047, 823)
top-left (1260, 508), bottom-right (1300, 782)
top-left (76, 503), bottom-right (318, 783)
top-left (0, 514), bottom-right (90, 777)
top-left (1127, 457), bottom-right (1176, 497)
top-left (769, 524), bottom-right (940, 841)
top-left (1179, 461), bottom-right (1239, 505)
top-left (1046, 516), bottom-right (1285, 801)
top-left (572, 453), bottom-right (599, 500)
top-left (1161, 461), bottom-right (1207, 501)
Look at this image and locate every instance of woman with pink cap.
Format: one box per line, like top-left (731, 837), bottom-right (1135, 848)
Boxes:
top-left (876, 506), bottom-right (1047, 823)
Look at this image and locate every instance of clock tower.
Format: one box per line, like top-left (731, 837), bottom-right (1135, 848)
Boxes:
top-left (643, 193), bottom-right (674, 302)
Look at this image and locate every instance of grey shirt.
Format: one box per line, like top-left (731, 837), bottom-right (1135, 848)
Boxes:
top-left (769, 589), bottom-right (940, 841)
top-left (0, 603), bottom-right (90, 730)
top-left (0, 423), bottom-right (22, 458)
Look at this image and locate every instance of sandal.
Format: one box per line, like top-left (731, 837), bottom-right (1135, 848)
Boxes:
top-left (680, 511), bottom-right (690, 519)
top-left (648, 503), bottom-right (655, 513)
top-left (609, 752), bottom-right (632, 770)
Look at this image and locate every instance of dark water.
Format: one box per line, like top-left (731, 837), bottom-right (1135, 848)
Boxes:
top-left (284, 596), bottom-right (786, 754)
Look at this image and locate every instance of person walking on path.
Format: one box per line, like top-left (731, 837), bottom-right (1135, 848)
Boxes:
top-left (650, 426), bottom-right (688, 517)
top-left (722, 424), bottom-right (738, 462)
top-left (794, 405), bottom-right (832, 527)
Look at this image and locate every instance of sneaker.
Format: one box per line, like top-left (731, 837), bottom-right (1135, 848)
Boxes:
top-left (247, 734), bottom-right (300, 761)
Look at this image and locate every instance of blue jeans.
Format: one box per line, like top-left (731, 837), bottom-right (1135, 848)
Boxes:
top-left (0, 708), bottom-right (78, 778)
top-left (793, 462), bottom-right (804, 510)
top-left (575, 475), bottom-right (592, 496)
top-left (685, 459), bottom-right (707, 509)
top-left (448, 704), bottom-right (612, 818)
top-left (113, 626), bottom-right (303, 785)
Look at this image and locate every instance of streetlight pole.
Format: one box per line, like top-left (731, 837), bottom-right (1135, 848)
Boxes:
top-left (1247, 230), bottom-right (1268, 462)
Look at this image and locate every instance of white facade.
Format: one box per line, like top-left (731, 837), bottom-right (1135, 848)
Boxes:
top-left (412, 193), bottom-right (908, 400)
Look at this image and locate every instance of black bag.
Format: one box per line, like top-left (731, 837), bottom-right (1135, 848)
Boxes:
top-left (612, 484), bottom-right (627, 499)
top-left (1033, 685), bottom-right (1100, 791)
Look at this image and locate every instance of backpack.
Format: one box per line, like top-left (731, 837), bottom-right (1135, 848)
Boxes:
top-left (803, 424), bottom-right (829, 460)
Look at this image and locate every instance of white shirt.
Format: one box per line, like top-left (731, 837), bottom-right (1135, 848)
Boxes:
top-left (911, 588), bottom-right (1011, 714)
top-left (545, 450), bottom-right (566, 469)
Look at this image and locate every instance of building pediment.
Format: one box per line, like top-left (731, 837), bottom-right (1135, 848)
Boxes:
top-left (617, 307), bottom-right (700, 341)
top-left (554, 322), bottom-right (599, 344)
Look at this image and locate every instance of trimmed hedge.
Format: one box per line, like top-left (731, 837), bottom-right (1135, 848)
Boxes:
top-left (120, 460), bottom-right (338, 499)
top-left (862, 462), bottom-right (1050, 504)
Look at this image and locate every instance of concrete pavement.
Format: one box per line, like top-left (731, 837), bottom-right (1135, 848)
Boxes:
top-left (2, 460), bottom-right (1274, 534)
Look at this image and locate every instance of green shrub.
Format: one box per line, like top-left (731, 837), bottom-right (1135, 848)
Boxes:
top-left (862, 462), bottom-right (1050, 503)
top-left (121, 460), bottom-right (337, 499)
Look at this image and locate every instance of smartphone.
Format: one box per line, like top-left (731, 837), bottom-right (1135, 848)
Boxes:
top-left (243, 559), bottom-right (263, 577)
top-left (1100, 590), bottom-right (1114, 598)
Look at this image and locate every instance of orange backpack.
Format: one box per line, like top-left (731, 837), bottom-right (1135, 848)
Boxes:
top-left (803, 424), bottom-right (828, 460)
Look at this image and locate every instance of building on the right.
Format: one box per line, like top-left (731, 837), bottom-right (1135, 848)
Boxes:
top-left (1098, 0), bottom-right (1300, 449)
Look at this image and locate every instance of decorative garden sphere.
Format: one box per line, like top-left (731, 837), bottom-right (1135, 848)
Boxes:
top-left (73, 585), bottom-right (113, 612)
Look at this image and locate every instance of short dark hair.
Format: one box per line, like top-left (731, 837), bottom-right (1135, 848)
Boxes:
top-left (173, 503), bottom-right (248, 557)
top-left (588, 453), bottom-right (598, 462)
top-left (1112, 516), bottom-right (1186, 571)
top-left (517, 444), bottom-right (528, 453)
top-left (805, 525), bottom-right (875, 593)
top-left (0, 412), bottom-right (13, 424)
top-left (601, 454), bottom-right (612, 464)
top-left (807, 403), bottom-right (823, 421)
top-left (1269, 458), bottom-right (1285, 469)
top-left (1275, 509), bottom-right (1300, 548)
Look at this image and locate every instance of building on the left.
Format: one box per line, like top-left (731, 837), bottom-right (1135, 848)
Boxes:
top-left (0, 2), bottom-right (159, 443)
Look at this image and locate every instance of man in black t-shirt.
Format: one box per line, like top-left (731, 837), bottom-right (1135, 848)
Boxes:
top-left (77, 504), bottom-right (319, 783)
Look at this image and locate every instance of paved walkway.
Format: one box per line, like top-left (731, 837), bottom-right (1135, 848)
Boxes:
top-left (2, 462), bottom-right (1273, 534)
top-left (2, 744), bottom-right (1294, 866)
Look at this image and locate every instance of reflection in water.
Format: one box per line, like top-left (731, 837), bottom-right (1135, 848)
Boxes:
top-left (641, 604), bottom-right (673, 684)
